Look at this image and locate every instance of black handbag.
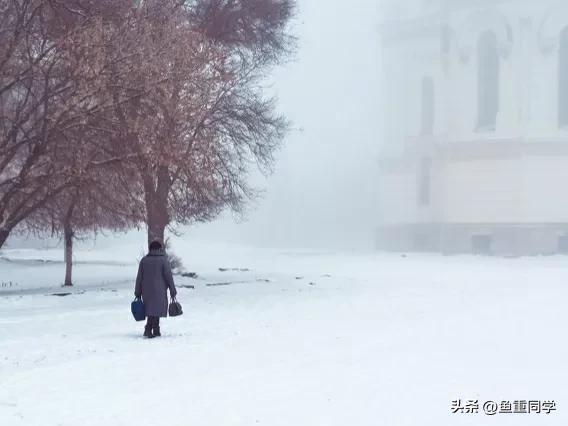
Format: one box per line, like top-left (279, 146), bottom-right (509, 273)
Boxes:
top-left (168, 297), bottom-right (183, 317)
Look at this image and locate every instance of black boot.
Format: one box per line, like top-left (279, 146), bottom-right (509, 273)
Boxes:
top-left (152, 317), bottom-right (161, 337)
top-left (144, 325), bottom-right (153, 338)
top-left (144, 317), bottom-right (155, 338)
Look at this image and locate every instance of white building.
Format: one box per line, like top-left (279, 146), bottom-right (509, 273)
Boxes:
top-left (377, 0), bottom-right (568, 255)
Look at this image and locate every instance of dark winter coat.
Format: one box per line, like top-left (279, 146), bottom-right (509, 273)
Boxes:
top-left (135, 249), bottom-right (177, 317)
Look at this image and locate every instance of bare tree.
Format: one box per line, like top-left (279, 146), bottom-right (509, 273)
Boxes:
top-left (25, 125), bottom-right (143, 285)
top-left (0, 0), bottom-right (116, 247)
top-left (104, 0), bottom-right (296, 244)
top-left (0, 0), bottom-right (147, 248)
top-left (1, 0), bottom-right (296, 251)
top-left (0, 0), bottom-right (68, 247)
top-left (26, 1), bottom-right (146, 285)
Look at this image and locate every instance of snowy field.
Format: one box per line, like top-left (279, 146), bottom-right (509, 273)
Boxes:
top-left (1, 240), bottom-right (568, 425)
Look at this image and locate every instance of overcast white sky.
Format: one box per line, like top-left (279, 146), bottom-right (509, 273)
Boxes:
top-left (189, 0), bottom-right (384, 250)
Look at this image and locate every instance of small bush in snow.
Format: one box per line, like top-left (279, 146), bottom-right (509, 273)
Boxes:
top-left (167, 251), bottom-right (184, 274)
top-left (163, 238), bottom-right (184, 274)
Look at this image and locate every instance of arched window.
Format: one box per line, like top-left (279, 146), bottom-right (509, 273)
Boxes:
top-left (421, 76), bottom-right (435, 135)
top-left (477, 31), bottom-right (500, 131)
top-left (559, 26), bottom-right (568, 127)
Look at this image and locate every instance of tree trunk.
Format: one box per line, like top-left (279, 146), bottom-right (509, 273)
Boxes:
top-left (147, 218), bottom-right (166, 247)
top-left (63, 222), bottom-right (74, 287)
top-left (0, 228), bottom-right (9, 249)
top-left (62, 195), bottom-right (77, 287)
top-left (143, 166), bottom-right (171, 247)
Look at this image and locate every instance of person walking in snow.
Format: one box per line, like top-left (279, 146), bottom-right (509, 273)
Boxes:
top-left (135, 240), bottom-right (177, 338)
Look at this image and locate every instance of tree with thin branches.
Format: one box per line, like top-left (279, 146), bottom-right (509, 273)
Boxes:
top-left (104, 0), bottom-right (296, 244)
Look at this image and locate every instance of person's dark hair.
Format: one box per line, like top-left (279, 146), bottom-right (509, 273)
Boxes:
top-left (149, 240), bottom-right (162, 251)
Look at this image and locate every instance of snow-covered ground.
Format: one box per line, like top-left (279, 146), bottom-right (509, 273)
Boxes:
top-left (1, 240), bottom-right (567, 425)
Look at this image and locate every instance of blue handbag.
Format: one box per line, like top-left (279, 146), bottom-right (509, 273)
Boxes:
top-left (131, 297), bottom-right (146, 321)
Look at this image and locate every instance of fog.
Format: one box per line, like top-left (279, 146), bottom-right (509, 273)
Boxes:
top-left (4, 2), bottom-right (568, 422)
top-left (190, 0), bottom-right (383, 250)
top-left (344, 0), bottom-right (568, 257)
top-left (3, 0), bottom-right (382, 252)
top-left (9, 0), bottom-right (568, 256)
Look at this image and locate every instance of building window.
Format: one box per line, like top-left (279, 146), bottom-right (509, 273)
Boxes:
top-left (559, 26), bottom-right (568, 127)
top-left (421, 76), bottom-right (435, 135)
top-left (477, 31), bottom-right (499, 131)
top-left (418, 158), bottom-right (431, 206)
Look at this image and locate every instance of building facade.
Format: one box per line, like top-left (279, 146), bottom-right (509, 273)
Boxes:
top-left (377, 0), bottom-right (568, 255)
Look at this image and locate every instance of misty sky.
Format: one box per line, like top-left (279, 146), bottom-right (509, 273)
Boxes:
top-left (190, 0), bottom-right (383, 250)
top-left (6, 0), bottom-right (384, 252)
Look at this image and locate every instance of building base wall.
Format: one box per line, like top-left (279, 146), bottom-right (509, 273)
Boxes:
top-left (376, 223), bottom-right (568, 256)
